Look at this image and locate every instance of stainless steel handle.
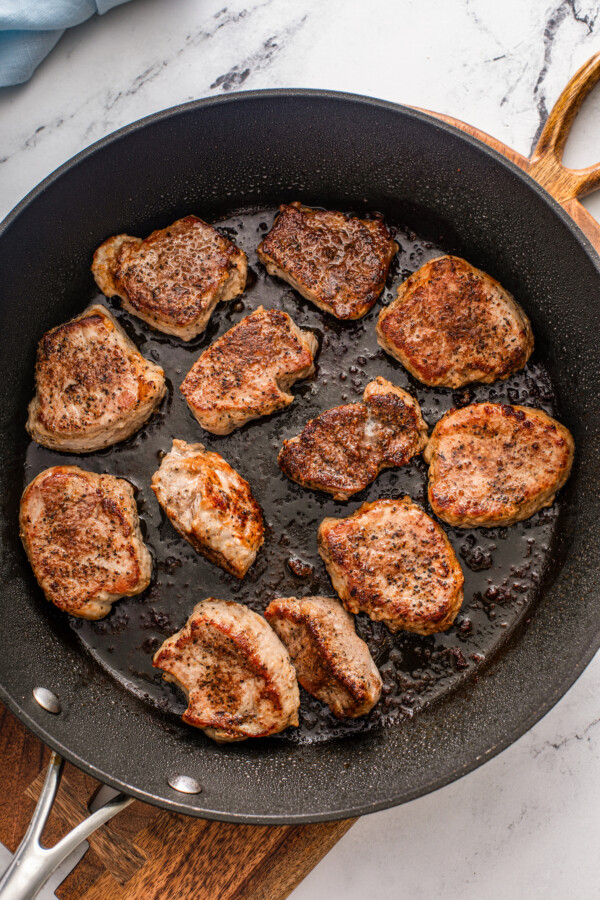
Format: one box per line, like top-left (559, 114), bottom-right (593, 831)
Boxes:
top-left (0, 752), bottom-right (133, 900)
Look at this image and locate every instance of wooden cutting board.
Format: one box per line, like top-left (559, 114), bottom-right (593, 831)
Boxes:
top-left (0, 702), bottom-right (355, 899)
top-left (1, 52), bottom-right (599, 900)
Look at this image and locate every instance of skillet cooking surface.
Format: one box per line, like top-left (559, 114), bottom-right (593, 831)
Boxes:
top-left (1, 91), bottom-right (599, 822)
top-left (25, 208), bottom-right (562, 744)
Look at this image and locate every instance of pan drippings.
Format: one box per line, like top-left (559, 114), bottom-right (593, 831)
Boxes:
top-left (24, 209), bottom-right (562, 744)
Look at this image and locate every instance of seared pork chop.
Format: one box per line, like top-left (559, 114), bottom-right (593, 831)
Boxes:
top-left (92, 216), bottom-right (247, 340)
top-left (151, 439), bottom-right (264, 578)
top-left (278, 377), bottom-right (428, 500)
top-left (377, 255), bottom-right (534, 387)
top-left (180, 306), bottom-right (318, 435)
top-left (318, 497), bottom-right (464, 635)
top-left (27, 305), bottom-right (166, 453)
top-left (153, 598), bottom-right (300, 742)
top-left (257, 202), bottom-right (398, 319)
top-left (265, 595), bottom-right (382, 718)
top-left (20, 466), bottom-right (152, 620)
top-left (424, 403), bottom-right (574, 527)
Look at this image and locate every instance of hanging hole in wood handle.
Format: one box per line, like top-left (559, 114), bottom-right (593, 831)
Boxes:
top-left (528, 51), bottom-right (600, 203)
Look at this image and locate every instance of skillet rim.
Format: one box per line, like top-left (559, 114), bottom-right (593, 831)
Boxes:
top-left (1, 87), bottom-right (599, 824)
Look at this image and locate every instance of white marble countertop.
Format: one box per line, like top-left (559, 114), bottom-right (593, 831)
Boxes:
top-left (1, 2), bottom-right (600, 898)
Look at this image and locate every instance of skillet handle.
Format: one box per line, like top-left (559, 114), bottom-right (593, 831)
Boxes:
top-left (528, 51), bottom-right (600, 202)
top-left (0, 752), bottom-right (133, 900)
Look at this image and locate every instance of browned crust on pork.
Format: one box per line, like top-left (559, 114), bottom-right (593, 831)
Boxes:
top-left (92, 216), bottom-right (247, 340)
top-left (180, 305), bottom-right (318, 435)
top-left (377, 255), bottom-right (534, 387)
top-left (318, 497), bottom-right (464, 635)
top-left (20, 466), bottom-right (152, 619)
top-left (424, 403), bottom-right (575, 527)
top-left (153, 598), bottom-right (299, 742)
top-left (151, 439), bottom-right (264, 578)
top-left (257, 202), bottom-right (398, 319)
top-left (278, 377), bottom-right (428, 500)
top-left (27, 305), bottom-right (166, 452)
top-left (265, 595), bottom-right (382, 718)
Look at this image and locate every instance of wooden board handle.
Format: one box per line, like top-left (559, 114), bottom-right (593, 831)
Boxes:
top-left (529, 51), bottom-right (600, 202)
top-left (419, 52), bottom-right (600, 252)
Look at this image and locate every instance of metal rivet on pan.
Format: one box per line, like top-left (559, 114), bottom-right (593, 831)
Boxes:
top-left (168, 774), bottom-right (202, 794)
top-left (33, 687), bottom-right (61, 714)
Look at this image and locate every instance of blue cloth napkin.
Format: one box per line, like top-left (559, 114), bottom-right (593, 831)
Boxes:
top-left (0, 0), bottom-right (133, 87)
